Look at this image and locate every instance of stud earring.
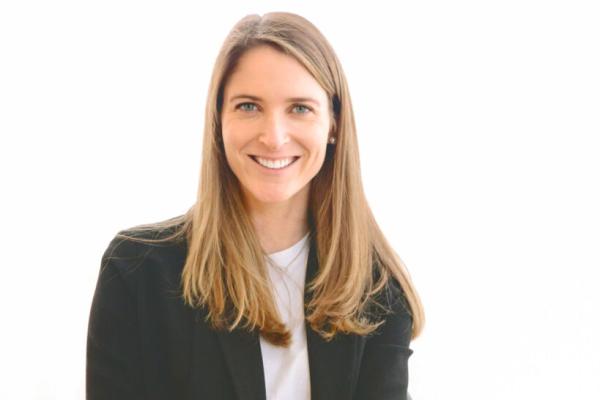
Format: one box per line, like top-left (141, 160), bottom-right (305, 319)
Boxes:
top-left (328, 136), bottom-right (336, 145)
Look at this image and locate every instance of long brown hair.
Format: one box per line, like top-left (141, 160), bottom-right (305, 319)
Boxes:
top-left (117, 12), bottom-right (424, 346)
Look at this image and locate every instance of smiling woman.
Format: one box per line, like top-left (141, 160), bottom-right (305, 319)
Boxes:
top-left (221, 45), bottom-right (331, 233)
top-left (87, 11), bottom-right (424, 400)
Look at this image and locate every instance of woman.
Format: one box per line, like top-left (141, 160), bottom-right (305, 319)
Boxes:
top-left (87, 11), bottom-right (424, 400)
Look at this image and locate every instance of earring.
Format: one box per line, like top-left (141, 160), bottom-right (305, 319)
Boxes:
top-left (328, 136), bottom-right (336, 145)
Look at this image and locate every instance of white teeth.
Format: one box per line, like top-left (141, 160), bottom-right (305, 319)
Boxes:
top-left (255, 157), bottom-right (295, 169)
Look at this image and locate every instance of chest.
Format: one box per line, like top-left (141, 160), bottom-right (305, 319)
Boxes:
top-left (136, 286), bottom-right (365, 400)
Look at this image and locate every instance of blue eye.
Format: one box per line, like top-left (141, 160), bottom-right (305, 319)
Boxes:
top-left (237, 103), bottom-right (257, 112)
top-left (235, 102), bottom-right (311, 114)
top-left (292, 104), bottom-right (311, 114)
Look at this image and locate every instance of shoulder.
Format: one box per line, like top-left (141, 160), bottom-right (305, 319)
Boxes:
top-left (98, 218), bottom-right (188, 287)
top-left (365, 274), bottom-right (413, 347)
top-left (380, 277), bottom-right (411, 317)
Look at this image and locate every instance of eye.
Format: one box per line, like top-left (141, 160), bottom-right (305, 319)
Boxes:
top-left (292, 104), bottom-right (312, 114)
top-left (236, 102), bottom-right (258, 112)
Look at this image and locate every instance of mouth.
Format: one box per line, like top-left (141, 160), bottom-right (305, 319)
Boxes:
top-left (248, 155), bottom-right (301, 170)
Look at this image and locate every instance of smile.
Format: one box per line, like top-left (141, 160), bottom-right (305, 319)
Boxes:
top-left (249, 155), bottom-right (300, 170)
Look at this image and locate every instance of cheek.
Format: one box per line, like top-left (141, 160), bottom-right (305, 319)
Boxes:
top-left (303, 134), bottom-right (329, 169)
top-left (309, 124), bottom-right (330, 153)
top-left (221, 121), bottom-right (245, 155)
top-left (220, 125), bottom-right (243, 173)
top-left (220, 119), bottom-right (234, 147)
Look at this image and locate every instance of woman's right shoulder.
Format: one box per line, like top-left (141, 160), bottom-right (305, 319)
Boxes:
top-left (99, 217), bottom-right (188, 283)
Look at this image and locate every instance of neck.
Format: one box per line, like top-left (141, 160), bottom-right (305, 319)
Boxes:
top-left (243, 189), bottom-right (311, 254)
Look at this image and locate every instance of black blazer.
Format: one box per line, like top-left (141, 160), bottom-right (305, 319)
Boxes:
top-left (86, 228), bottom-right (414, 400)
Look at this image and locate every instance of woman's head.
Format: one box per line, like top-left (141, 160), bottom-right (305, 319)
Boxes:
top-left (220, 44), bottom-right (331, 208)
top-left (128, 12), bottom-right (424, 344)
top-left (202, 12), bottom-right (355, 215)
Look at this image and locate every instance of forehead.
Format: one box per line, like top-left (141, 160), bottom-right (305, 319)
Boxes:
top-left (224, 45), bottom-right (327, 102)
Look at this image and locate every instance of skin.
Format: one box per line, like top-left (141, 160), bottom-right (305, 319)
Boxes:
top-left (221, 45), bottom-right (332, 254)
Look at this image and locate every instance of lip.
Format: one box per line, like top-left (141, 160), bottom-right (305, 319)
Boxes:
top-left (248, 155), bottom-right (301, 173)
top-left (249, 155), bottom-right (301, 160)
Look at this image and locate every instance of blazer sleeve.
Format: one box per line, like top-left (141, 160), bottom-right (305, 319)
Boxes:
top-left (354, 278), bottom-right (414, 400)
top-left (86, 237), bottom-right (144, 400)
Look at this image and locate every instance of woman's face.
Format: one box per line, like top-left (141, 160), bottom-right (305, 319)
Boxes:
top-left (221, 45), bottom-right (331, 210)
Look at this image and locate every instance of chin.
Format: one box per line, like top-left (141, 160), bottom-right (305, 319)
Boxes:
top-left (240, 180), bottom-right (309, 207)
top-left (251, 191), bottom-right (294, 204)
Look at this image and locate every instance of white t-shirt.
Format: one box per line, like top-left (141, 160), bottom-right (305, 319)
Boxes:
top-left (259, 232), bottom-right (311, 400)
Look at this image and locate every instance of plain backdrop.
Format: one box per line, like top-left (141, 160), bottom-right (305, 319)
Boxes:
top-left (1, 0), bottom-right (599, 399)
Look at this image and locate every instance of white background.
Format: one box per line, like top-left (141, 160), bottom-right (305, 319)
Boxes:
top-left (1, 0), bottom-right (599, 399)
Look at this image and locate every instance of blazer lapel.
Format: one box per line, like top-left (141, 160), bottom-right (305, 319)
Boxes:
top-left (215, 327), bottom-right (266, 400)
top-left (212, 234), bottom-right (361, 400)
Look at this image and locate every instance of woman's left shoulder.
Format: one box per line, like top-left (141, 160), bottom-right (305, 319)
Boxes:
top-left (366, 275), bottom-right (413, 347)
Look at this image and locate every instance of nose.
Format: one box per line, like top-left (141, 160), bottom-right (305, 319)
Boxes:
top-left (258, 111), bottom-right (290, 151)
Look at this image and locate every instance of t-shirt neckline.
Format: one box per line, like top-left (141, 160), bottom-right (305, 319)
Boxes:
top-left (266, 231), bottom-right (311, 260)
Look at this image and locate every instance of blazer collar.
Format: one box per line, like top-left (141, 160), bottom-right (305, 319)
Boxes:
top-left (213, 234), bottom-right (360, 400)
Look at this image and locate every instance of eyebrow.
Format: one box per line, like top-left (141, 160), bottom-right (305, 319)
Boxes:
top-left (228, 94), bottom-right (321, 106)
